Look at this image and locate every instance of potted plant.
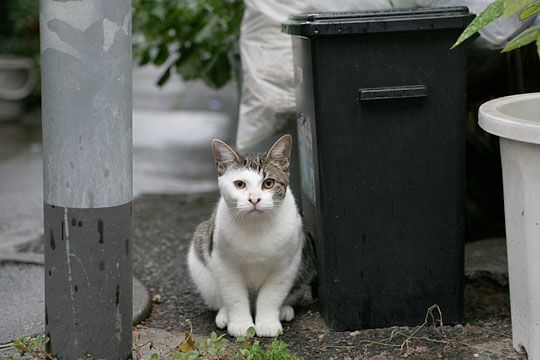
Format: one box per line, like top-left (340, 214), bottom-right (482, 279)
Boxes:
top-left (454, 1), bottom-right (540, 358)
top-left (0, 0), bottom-right (39, 121)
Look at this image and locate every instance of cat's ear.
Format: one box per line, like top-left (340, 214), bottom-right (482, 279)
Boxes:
top-left (266, 134), bottom-right (292, 171)
top-left (212, 139), bottom-right (240, 176)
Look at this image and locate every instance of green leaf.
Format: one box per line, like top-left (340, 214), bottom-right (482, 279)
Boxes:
top-left (536, 32), bottom-right (540, 59)
top-left (452, 0), bottom-right (504, 49)
top-left (520, 2), bottom-right (540, 20)
top-left (31, 336), bottom-right (39, 349)
top-left (132, 0), bottom-right (244, 88)
top-left (154, 44), bottom-right (170, 66)
top-left (157, 66), bottom-right (171, 87)
top-left (12, 338), bottom-right (26, 352)
top-left (235, 335), bottom-right (246, 344)
top-left (503, 0), bottom-right (535, 18)
top-left (246, 327), bottom-right (256, 338)
top-left (194, 16), bottom-right (219, 44)
top-left (502, 25), bottom-right (540, 52)
top-left (200, 53), bottom-right (231, 88)
top-left (176, 51), bottom-right (201, 80)
top-left (150, 353), bottom-right (159, 360)
top-left (139, 48), bottom-right (152, 66)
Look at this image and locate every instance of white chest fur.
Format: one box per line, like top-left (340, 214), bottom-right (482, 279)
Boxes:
top-left (212, 190), bottom-right (303, 290)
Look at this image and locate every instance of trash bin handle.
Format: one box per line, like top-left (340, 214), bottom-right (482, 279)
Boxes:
top-left (358, 85), bottom-right (426, 101)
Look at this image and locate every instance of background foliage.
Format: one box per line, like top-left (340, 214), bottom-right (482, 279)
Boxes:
top-left (0, 0), bottom-right (40, 57)
top-left (0, 0), bottom-right (245, 89)
top-left (454, 0), bottom-right (540, 57)
top-left (132, 0), bottom-right (244, 89)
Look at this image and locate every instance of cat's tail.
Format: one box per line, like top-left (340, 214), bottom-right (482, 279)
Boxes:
top-left (187, 243), bottom-right (223, 311)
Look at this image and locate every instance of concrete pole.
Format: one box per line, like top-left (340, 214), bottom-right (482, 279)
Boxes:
top-left (40, 0), bottom-right (132, 358)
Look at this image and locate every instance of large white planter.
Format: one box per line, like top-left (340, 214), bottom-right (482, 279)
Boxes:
top-left (479, 93), bottom-right (540, 359)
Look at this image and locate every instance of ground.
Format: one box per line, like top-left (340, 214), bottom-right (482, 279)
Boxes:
top-left (130, 193), bottom-right (522, 360)
top-left (9, 192), bottom-right (523, 359)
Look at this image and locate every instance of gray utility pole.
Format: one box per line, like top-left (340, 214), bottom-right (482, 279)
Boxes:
top-left (40, 0), bottom-right (132, 358)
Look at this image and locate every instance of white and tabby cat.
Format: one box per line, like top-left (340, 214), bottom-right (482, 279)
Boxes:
top-left (188, 134), bottom-right (315, 337)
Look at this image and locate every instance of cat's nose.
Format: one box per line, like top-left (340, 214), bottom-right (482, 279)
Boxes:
top-left (248, 196), bottom-right (261, 205)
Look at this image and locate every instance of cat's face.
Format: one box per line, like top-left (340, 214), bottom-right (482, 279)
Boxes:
top-left (212, 135), bottom-right (292, 216)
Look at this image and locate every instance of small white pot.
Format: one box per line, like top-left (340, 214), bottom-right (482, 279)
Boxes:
top-left (0, 56), bottom-right (35, 121)
top-left (479, 93), bottom-right (540, 359)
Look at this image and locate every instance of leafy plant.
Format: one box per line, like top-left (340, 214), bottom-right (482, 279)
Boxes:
top-left (453, 0), bottom-right (540, 58)
top-left (132, 0), bottom-right (244, 89)
top-left (12, 328), bottom-right (302, 360)
top-left (0, 0), bottom-right (40, 57)
top-left (169, 327), bottom-right (302, 360)
top-left (229, 327), bottom-right (301, 360)
top-left (1, 0), bottom-right (244, 89)
top-left (10, 334), bottom-right (52, 360)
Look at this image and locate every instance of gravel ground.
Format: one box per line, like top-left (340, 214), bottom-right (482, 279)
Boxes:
top-left (18, 193), bottom-right (524, 359)
top-left (129, 193), bottom-right (523, 360)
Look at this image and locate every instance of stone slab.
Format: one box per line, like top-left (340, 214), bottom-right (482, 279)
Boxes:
top-left (465, 237), bottom-right (508, 285)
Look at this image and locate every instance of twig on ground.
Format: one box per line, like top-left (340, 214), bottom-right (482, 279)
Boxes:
top-left (478, 327), bottom-right (512, 338)
top-left (399, 304), bottom-right (443, 354)
top-left (356, 304), bottom-right (450, 355)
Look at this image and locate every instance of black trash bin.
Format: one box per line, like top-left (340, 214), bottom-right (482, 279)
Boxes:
top-left (283, 7), bottom-right (473, 330)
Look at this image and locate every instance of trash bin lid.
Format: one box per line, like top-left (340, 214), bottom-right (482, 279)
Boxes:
top-left (282, 7), bottom-right (473, 36)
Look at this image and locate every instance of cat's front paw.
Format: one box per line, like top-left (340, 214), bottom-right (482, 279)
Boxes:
top-left (227, 320), bottom-right (255, 337)
top-left (255, 318), bottom-right (283, 337)
top-left (215, 308), bottom-right (228, 329)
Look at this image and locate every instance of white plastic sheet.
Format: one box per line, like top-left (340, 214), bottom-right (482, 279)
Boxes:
top-left (236, 0), bottom-right (534, 151)
top-left (236, 0), bottom-right (394, 151)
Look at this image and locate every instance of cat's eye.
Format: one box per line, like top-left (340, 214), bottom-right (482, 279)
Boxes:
top-left (234, 180), bottom-right (246, 189)
top-left (262, 179), bottom-right (275, 189)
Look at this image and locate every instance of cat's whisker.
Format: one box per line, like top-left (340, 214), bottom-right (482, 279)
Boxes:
top-left (230, 208), bottom-right (244, 221)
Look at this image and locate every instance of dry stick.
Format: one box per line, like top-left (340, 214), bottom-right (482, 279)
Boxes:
top-left (132, 340), bottom-right (155, 360)
top-left (398, 304), bottom-right (443, 353)
top-left (356, 304), bottom-right (448, 354)
top-left (357, 309), bottom-right (505, 357)
top-left (479, 327), bottom-right (512, 339)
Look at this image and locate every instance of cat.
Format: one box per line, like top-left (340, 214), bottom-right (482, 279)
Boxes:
top-left (187, 134), bottom-right (315, 338)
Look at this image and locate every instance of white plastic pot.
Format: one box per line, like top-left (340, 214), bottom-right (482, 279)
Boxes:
top-left (479, 92), bottom-right (540, 359)
top-left (0, 56), bottom-right (35, 121)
